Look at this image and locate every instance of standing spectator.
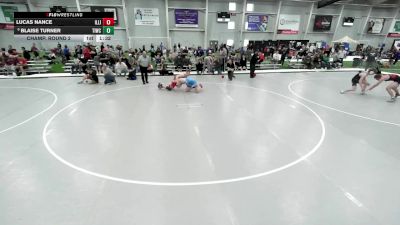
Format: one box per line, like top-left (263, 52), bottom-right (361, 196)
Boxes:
top-left (204, 54), bottom-right (214, 74)
top-left (258, 51), bottom-right (265, 63)
top-left (31, 43), bottom-right (39, 59)
top-left (239, 54), bottom-right (247, 70)
top-left (394, 50), bottom-right (400, 65)
top-left (56, 43), bottom-right (62, 56)
top-left (365, 51), bottom-right (376, 70)
top-left (220, 44), bottom-right (228, 71)
top-left (93, 54), bottom-right (101, 73)
top-left (226, 58), bottom-right (235, 81)
top-left (21, 47), bottom-right (31, 61)
top-left (83, 45), bottom-right (91, 61)
top-left (280, 48), bottom-right (288, 66)
top-left (100, 42), bottom-right (105, 52)
top-left (214, 55), bottom-right (223, 75)
top-left (338, 48), bottom-right (345, 64)
top-left (127, 53), bottom-right (135, 70)
top-left (250, 52), bottom-right (259, 78)
top-left (63, 45), bottom-right (70, 61)
top-left (195, 58), bottom-right (204, 75)
top-left (75, 45), bottom-right (83, 58)
top-left (138, 51), bottom-right (150, 84)
top-left (116, 45), bottom-right (123, 58)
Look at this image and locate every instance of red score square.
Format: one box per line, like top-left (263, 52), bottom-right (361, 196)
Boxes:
top-left (102, 18), bottom-right (114, 26)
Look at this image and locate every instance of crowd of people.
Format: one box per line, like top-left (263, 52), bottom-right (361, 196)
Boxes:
top-left (1, 40), bottom-right (400, 81)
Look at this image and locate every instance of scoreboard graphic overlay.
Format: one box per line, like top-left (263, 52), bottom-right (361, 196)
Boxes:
top-left (14, 12), bottom-right (115, 42)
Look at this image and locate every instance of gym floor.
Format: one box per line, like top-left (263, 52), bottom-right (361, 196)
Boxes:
top-left (1, 71), bottom-right (399, 225)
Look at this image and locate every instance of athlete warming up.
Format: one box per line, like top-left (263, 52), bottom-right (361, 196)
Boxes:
top-left (368, 73), bottom-right (400, 102)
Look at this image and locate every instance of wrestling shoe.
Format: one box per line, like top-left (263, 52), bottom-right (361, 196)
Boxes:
top-left (387, 97), bottom-right (396, 102)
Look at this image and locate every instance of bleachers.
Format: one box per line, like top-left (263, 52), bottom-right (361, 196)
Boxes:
top-left (2, 55), bottom-right (388, 78)
top-left (63, 59), bottom-right (95, 73)
top-left (26, 60), bottom-right (52, 74)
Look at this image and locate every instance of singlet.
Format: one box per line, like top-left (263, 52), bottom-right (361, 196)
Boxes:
top-left (386, 74), bottom-right (400, 82)
top-left (186, 77), bottom-right (197, 88)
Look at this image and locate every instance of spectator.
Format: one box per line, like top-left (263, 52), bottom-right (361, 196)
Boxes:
top-left (103, 64), bottom-right (116, 85)
top-left (196, 58), bottom-right (204, 75)
top-left (5, 53), bottom-right (18, 75)
top-left (280, 48), bottom-right (288, 66)
top-left (338, 48), bottom-right (345, 64)
top-left (56, 43), bottom-right (62, 56)
top-left (226, 58), bottom-right (235, 81)
top-left (303, 53), bottom-right (312, 69)
top-left (272, 51), bottom-right (281, 64)
top-left (214, 55), bottom-right (223, 75)
top-left (220, 44), bottom-right (228, 71)
top-left (77, 67), bottom-right (98, 84)
top-left (100, 42), bottom-right (105, 52)
top-left (63, 45), bottom-right (70, 61)
top-left (21, 47), bottom-right (31, 61)
top-left (258, 52), bottom-right (265, 63)
top-left (239, 54), bottom-right (247, 70)
top-left (83, 45), bottom-right (91, 60)
top-left (394, 50), bottom-right (400, 65)
top-left (16, 57), bottom-right (28, 76)
top-left (115, 58), bottom-right (129, 76)
top-left (31, 43), bottom-right (39, 59)
top-left (309, 44), bottom-right (316, 53)
top-left (8, 45), bottom-right (13, 54)
top-left (321, 53), bottom-right (330, 69)
top-left (71, 58), bottom-right (81, 74)
top-left (93, 54), bottom-right (101, 73)
top-left (250, 52), bottom-right (259, 78)
top-left (204, 54), bottom-right (214, 74)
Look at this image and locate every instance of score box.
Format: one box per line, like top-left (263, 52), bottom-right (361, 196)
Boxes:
top-left (102, 18), bottom-right (114, 26)
top-left (103, 26), bottom-right (114, 34)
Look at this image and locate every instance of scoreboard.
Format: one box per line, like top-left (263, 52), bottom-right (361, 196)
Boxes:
top-left (14, 12), bottom-right (115, 42)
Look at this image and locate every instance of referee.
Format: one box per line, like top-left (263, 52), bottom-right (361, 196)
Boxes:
top-left (138, 51), bottom-right (150, 85)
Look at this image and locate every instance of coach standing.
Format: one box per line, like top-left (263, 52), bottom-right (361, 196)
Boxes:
top-left (138, 51), bottom-right (150, 84)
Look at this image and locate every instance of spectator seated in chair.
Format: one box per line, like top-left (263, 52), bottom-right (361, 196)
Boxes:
top-left (16, 57), bottom-right (28, 76)
top-left (147, 64), bottom-right (154, 74)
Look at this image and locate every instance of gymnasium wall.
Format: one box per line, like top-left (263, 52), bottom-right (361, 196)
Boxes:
top-left (0, 0), bottom-right (399, 50)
